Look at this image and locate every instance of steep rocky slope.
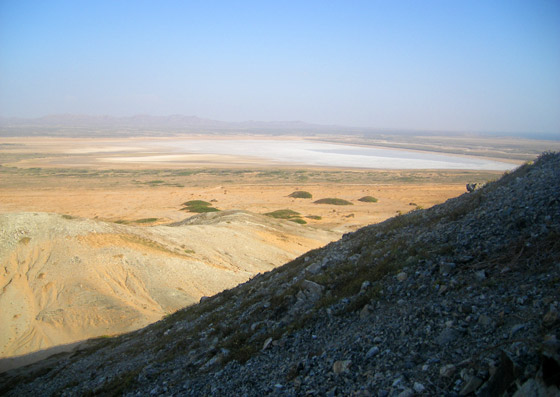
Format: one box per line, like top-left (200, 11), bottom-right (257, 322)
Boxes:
top-left (1, 153), bottom-right (559, 396)
top-left (0, 211), bottom-right (337, 368)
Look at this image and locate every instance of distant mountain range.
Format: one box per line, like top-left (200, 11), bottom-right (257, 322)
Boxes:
top-left (1, 114), bottom-right (557, 140)
top-left (0, 114), bottom-right (354, 136)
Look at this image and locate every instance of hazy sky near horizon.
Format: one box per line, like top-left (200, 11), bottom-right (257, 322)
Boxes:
top-left (1, 1), bottom-right (559, 135)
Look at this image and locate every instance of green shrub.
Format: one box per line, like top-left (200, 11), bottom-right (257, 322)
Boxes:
top-left (358, 196), bottom-right (378, 203)
top-left (181, 200), bottom-right (220, 213)
top-left (182, 200), bottom-right (212, 207)
top-left (314, 198), bottom-right (353, 205)
top-left (306, 215), bottom-right (322, 220)
top-left (264, 209), bottom-right (301, 219)
top-left (265, 209), bottom-right (306, 224)
top-left (147, 180), bottom-right (165, 185)
top-left (133, 218), bottom-right (159, 224)
top-left (181, 205), bottom-right (220, 213)
top-left (289, 190), bottom-right (312, 199)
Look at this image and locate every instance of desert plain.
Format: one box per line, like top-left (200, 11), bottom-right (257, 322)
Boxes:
top-left (0, 134), bottom-right (546, 371)
top-left (0, 135), bottom-right (517, 232)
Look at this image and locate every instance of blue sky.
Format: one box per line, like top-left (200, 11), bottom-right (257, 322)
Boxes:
top-left (1, 0), bottom-right (559, 135)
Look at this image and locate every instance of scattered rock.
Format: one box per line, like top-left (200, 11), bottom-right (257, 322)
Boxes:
top-left (440, 364), bottom-right (457, 377)
top-left (439, 262), bottom-right (456, 276)
top-left (202, 354), bottom-right (222, 370)
top-left (365, 346), bottom-right (380, 359)
top-left (436, 328), bottom-right (459, 346)
top-left (513, 378), bottom-right (558, 397)
top-left (262, 337), bottom-right (273, 351)
top-left (359, 305), bottom-right (371, 319)
top-left (360, 280), bottom-right (371, 292)
top-left (478, 314), bottom-right (493, 327)
top-left (297, 280), bottom-right (324, 303)
top-left (305, 262), bottom-right (322, 275)
top-left (477, 351), bottom-right (519, 396)
top-left (397, 388), bottom-right (414, 397)
top-left (475, 270), bottom-right (487, 281)
top-left (510, 323), bottom-right (527, 337)
top-left (459, 375), bottom-right (483, 396)
top-left (332, 360), bottom-right (351, 374)
top-left (543, 309), bottom-right (559, 328)
top-left (413, 382), bottom-right (425, 393)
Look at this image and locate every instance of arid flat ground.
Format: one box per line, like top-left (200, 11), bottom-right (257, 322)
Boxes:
top-left (0, 136), bottom-right (521, 367)
top-left (0, 136), bottom-right (510, 232)
top-left (0, 184), bottom-right (470, 234)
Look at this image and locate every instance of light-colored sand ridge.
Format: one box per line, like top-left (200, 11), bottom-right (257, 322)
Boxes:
top-left (0, 211), bottom-right (338, 366)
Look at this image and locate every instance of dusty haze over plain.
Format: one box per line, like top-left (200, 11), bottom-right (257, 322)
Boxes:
top-left (1, 1), bottom-right (559, 138)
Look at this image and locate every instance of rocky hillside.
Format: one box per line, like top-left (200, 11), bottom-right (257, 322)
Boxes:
top-left (0, 210), bottom-right (337, 369)
top-left (1, 153), bottom-right (559, 396)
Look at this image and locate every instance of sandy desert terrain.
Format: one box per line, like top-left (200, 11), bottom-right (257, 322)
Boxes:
top-left (0, 135), bottom-right (516, 368)
top-left (0, 210), bottom-right (338, 371)
top-left (0, 136), bottom-right (509, 232)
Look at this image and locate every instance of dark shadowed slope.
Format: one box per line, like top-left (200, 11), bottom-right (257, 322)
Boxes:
top-left (1, 153), bottom-right (559, 396)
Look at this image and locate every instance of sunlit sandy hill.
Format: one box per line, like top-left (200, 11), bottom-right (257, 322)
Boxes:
top-left (0, 210), bottom-right (337, 367)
